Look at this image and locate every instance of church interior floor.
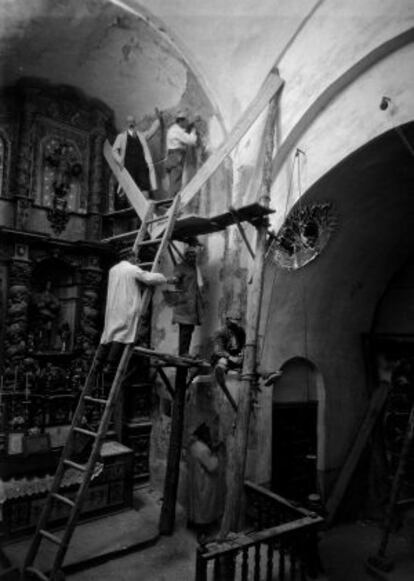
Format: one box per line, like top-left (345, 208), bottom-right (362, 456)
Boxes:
top-left (66, 512), bottom-right (414, 581)
top-left (66, 516), bottom-right (414, 581)
top-left (2, 492), bottom-right (414, 581)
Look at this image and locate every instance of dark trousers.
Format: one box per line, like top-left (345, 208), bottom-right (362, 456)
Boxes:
top-left (178, 324), bottom-right (194, 355)
top-left (166, 150), bottom-right (186, 197)
top-left (96, 341), bottom-right (126, 373)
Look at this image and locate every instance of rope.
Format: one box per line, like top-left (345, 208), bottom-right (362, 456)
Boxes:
top-left (283, 152), bottom-right (298, 219)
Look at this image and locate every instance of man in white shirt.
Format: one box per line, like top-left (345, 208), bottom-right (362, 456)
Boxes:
top-left (97, 251), bottom-right (176, 374)
top-left (112, 113), bottom-right (161, 201)
top-left (165, 111), bottom-right (197, 197)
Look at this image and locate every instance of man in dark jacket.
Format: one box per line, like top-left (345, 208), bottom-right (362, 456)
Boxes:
top-left (211, 311), bottom-right (246, 396)
top-left (172, 246), bottom-right (203, 356)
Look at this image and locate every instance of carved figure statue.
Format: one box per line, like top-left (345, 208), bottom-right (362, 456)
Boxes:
top-left (59, 321), bottom-right (71, 352)
top-left (32, 280), bottom-right (61, 351)
top-left (5, 284), bottom-right (30, 359)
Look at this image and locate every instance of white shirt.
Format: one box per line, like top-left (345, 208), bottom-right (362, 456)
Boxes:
top-left (166, 123), bottom-right (197, 151)
top-left (100, 261), bottom-right (166, 344)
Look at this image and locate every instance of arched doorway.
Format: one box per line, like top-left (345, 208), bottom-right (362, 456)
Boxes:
top-left (272, 357), bottom-right (325, 502)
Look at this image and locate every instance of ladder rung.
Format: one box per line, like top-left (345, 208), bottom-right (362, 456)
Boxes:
top-left (103, 207), bottom-right (135, 218)
top-left (40, 529), bottom-right (62, 545)
top-left (74, 426), bottom-right (98, 438)
top-left (84, 395), bottom-right (107, 405)
top-left (51, 493), bottom-right (75, 507)
top-left (147, 215), bottom-right (168, 224)
top-left (137, 238), bottom-right (161, 247)
top-left (25, 566), bottom-right (50, 581)
top-left (101, 230), bottom-right (138, 243)
top-left (154, 198), bottom-right (175, 206)
top-left (64, 459), bottom-right (87, 472)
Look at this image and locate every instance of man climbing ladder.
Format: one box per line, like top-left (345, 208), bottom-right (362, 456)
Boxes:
top-left (96, 250), bottom-right (177, 376)
top-left (22, 196), bottom-right (181, 581)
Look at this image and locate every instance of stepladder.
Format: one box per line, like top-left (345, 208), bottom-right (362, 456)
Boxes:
top-left (22, 194), bottom-right (181, 581)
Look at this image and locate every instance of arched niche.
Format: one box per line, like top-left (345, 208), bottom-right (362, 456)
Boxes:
top-left (29, 258), bottom-right (79, 353)
top-left (38, 135), bottom-right (84, 213)
top-left (272, 356), bottom-right (326, 500)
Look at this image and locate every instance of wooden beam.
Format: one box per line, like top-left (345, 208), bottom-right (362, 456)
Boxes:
top-left (220, 93), bottom-right (280, 536)
top-left (169, 241), bottom-right (185, 261)
top-left (159, 366), bottom-right (188, 535)
top-left (156, 366), bottom-right (175, 398)
top-left (325, 383), bottom-right (389, 526)
top-left (134, 346), bottom-right (207, 368)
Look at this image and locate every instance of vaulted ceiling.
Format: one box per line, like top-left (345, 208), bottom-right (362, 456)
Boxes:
top-left (0, 0), bottom-right (311, 128)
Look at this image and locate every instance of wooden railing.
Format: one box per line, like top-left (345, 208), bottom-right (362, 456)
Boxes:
top-left (195, 481), bottom-right (324, 581)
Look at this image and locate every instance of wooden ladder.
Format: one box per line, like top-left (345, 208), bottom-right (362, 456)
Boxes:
top-left (22, 195), bottom-right (181, 581)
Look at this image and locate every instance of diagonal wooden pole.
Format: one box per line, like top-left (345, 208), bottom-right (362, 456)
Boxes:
top-left (220, 93), bottom-right (280, 537)
top-left (159, 366), bottom-right (188, 535)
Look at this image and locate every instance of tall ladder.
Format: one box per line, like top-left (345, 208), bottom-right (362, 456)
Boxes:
top-left (23, 195), bottom-right (181, 581)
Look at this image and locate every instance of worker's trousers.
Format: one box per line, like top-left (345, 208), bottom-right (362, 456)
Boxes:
top-left (166, 149), bottom-right (186, 197)
top-left (178, 323), bottom-right (194, 356)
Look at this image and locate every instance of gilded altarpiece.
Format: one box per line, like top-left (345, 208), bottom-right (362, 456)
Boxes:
top-left (0, 81), bottom-right (137, 538)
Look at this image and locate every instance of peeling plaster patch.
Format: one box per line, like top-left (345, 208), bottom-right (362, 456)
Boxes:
top-left (120, 36), bottom-right (143, 63)
top-left (121, 42), bottom-right (132, 61)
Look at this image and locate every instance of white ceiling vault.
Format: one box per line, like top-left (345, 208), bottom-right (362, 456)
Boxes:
top-left (0, 0), bottom-right (316, 129)
top-left (0, 0), bottom-right (225, 130)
